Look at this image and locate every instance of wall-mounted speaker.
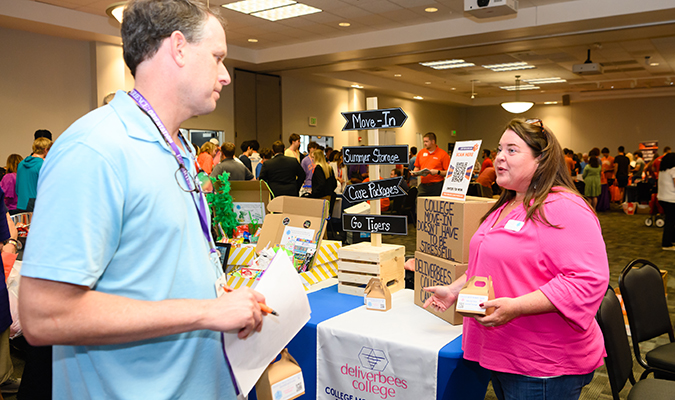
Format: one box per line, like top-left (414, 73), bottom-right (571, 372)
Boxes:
top-left (562, 94), bottom-right (570, 106)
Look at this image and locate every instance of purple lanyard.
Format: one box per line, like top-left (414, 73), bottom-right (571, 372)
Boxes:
top-left (128, 90), bottom-right (218, 258)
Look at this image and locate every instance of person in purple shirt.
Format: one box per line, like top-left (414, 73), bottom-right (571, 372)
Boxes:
top-left (300, 141), bottom-right (320, 196)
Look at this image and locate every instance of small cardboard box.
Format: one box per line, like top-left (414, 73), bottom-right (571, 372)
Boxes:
top-left (364, 277), bottom-right (392, 311)
top-left (413, 251), bottom-right (468, 325)
top-left (255, 348), bottom-right (305, 400)
top-left (456, 276), bottom-right (495, 317)
top-left (255, 196), bottom-right (330, 253)
top-left (416, 196), bottom-right (495, 263)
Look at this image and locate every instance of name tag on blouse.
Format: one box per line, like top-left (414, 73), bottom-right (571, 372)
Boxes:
top-left (504, 220), bottom-right (524, 232)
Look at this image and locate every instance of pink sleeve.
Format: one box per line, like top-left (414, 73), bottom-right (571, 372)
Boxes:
top-left (537, 194), bottom-right (609, 331)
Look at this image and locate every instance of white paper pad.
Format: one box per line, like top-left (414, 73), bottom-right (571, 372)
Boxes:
top-left (223, 253), bottom-right (311, 396)
top-left (317, 289), bottom-right (462, 400)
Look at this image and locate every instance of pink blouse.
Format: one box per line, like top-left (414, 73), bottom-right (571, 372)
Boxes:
top-left (462, 190), bottom-right (609, 377)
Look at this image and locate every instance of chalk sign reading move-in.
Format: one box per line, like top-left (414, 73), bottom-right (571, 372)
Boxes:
top-left (342, 214), bottom-right (408, 235)
top-left (342, 145), bottom-right (409, 165)
top-left (341, 108), bottom-right (408, 131)
top-left (343, 177), bottom-right (407, 203)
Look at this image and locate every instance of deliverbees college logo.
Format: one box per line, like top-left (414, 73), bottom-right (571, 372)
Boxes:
top-left (326, 347), bottom-right (408, 400)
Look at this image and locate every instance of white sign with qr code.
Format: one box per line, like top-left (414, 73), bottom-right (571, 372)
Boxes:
top-left (441, 140), bottom-right (482, 201)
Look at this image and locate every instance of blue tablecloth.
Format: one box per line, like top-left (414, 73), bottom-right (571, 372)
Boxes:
top-left (252, 284), bottom-right (490, 399)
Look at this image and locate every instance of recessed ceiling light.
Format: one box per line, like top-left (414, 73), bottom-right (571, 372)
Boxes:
top-left (248, 38), bottom-right (259, 43)
top-left (451, 87), bottom-right (456, 90)
top-left (425, 7), bottom-right (438, 13)
top-left (394, 74), bottom-right (401, 77)
top-left (483, 62), bottom-right (535, 72)
top-left (223, 0), bottom-right (295, 14)
top-left (425, 82), bottom-right (432, 85)
top-left (413, 96), bottom-right (423, 100)
top-left (339, 22), bottom-right (351, 27)
top-left (650, 62), bottom-right (659, 66)
top-left (350, 84), bottom-right (363, 89)
top-left (252, 3), bottom-right (321, 21)
top-left (420, 59), bottom-right (475, 69)
top-left (544, 101), bottom-right (558, 105)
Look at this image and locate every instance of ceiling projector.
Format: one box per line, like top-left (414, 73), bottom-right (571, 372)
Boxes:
top-left (465, 0), bottom-right (518, 18)
top-left (573, 49), bottom-right (604, 75)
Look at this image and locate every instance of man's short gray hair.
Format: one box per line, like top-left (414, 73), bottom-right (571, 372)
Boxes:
top-left (121, 0), bottom-right (226, 77)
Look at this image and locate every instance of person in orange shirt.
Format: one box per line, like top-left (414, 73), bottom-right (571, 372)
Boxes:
top-left (601, 147), bottom-right (615, 185)
top-left (413, 132), bottom-right (450, 197)
top-left (197, 141), bottom-right (217, 174)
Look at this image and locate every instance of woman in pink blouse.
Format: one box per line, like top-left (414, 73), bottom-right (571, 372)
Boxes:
top-left (424, 119), bottom-right (609, 400)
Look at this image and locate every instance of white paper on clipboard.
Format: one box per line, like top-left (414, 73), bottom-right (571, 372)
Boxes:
top-left (222, 252), bottom-right (311, 397)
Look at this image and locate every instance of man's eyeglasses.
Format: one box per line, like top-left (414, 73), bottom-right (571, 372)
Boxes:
top-left (175, 165), bottom-right (202, 194)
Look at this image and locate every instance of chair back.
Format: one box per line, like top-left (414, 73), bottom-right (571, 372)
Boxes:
top-left (596, 287), bottom-right (635, 400)
top-left (619, 259), bottom-right (674, 344)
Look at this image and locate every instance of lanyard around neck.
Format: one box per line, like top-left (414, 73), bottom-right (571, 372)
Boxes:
top-left (127, 89), bottom-right (218, 256)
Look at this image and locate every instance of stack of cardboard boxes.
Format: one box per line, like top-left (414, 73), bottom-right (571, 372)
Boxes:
top-left (413, 196), bottom-right (495, 324)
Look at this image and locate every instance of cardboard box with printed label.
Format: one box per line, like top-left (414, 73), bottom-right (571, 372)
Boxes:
top-left (455, 276), bottom-right (495, 317)
top-left (255, 196), bottom-right (330, 253)
top-left (255, 348), bottom-right (305, 400)
top-left (416, 196), bottom-right (495, 263)
top-left (364, 277), bottom-right (392, 311)
top-left (413, 251), bottom-right (467, 325)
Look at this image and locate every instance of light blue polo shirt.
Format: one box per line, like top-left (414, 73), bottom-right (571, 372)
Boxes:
top-left (22, 91), bottom-right (236, 399)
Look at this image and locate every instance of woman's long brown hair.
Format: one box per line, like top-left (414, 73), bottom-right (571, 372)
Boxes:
top-left (480, 118), bottom-right (585, 227)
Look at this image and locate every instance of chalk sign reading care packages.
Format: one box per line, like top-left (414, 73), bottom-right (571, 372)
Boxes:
top-left (343, 177), bottom-right (407, 203)
top-left (342, 146), bottom-right (409, 165)
top-left (341, 108), bottom-right (408, 131)
top-left (342, 214), bottom-right (408, 235)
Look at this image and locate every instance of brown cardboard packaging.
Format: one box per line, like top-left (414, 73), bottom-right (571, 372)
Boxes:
top-left (364, 277), bottom-right (392, 311)
top-left (255, 348), bottom-right (305, 400)
top-left (416, 196), bottom-right (495, 263)
top-left (255, 196), bottom-right (330, 253)
top-left (413, 251), bottom-right (467, 325)
top-left (456, 276), bottom-right (495, 317)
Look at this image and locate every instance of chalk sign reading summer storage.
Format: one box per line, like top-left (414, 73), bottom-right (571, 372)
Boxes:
top-left (342, 214), bottom-right (408, 235)
top-left (341, 108), bottom-right (408, 131)
top-left (343, 177), bottom-right (407, 203)
top-left (342, 146), bottom-right (409, 165)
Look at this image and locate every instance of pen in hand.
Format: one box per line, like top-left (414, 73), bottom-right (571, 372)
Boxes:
top-left (220, 284), bottom-right (279, 316)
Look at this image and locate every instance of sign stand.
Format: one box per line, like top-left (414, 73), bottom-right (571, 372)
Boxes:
top-left (336, 97), bottom-right (409, 296)
top-left (366, 97), bottom-right (382, 247)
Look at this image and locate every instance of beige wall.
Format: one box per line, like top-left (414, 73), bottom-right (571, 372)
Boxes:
top-left (281, 76), bottom-right (351, 151)
top-left (1, 27), bottom-right (92, 163)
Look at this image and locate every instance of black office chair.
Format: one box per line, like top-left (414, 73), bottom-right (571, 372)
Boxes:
top-left (619, 259), bottom-right (675, 380)
top-left (596, 287), bottom-right (675, 400)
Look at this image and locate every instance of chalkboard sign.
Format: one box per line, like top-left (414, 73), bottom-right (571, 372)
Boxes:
top-left (341, 108), bottom-right (408, 131)
top-left (343, 177), bottom-right (407, 203)
top-left (342, 214), bottom-right (408, 235)
top-left (342, 145), bottom-right (409, 165)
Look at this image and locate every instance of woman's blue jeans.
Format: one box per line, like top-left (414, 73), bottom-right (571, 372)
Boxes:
top-left (491, 370), bottom-right (594, 400)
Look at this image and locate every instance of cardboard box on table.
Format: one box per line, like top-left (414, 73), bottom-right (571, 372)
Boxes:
top-left (416, 196), bottom-right (495, 263)
top-left (255, 196), bottom-right (330, 253)
top-left (413, 251), bottom-right (467, 325)
top-left (364, 277), bottom-right (392, 311)
top-left (255, 349), bottom-right (305, 400)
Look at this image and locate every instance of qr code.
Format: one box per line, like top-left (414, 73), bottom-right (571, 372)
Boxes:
top-left (451, 162), bottom-right (468, 183)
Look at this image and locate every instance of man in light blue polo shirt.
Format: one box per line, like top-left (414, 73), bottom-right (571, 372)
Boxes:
top-left (18, 1), bottom-right (266, 399)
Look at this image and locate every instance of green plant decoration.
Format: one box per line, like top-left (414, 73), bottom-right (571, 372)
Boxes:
top-left (206, 172), bottom-right (238, 241)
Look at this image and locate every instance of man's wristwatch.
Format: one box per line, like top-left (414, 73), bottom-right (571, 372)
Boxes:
top-left (6, 238), bottom-right (21, 251)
